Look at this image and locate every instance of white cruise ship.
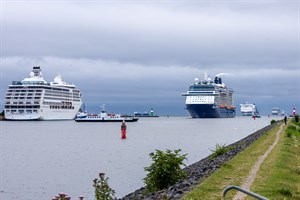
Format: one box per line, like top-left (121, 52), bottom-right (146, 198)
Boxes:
top-left (240, 103), bottom-right (257, 116)
top-left (271, 107), bottom-right (280, 115)
top-left (3, 66), bottom-right (82, 120)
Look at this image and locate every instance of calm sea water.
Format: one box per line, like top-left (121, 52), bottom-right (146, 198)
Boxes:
top-left (0, 116), bottom-right (282, 200)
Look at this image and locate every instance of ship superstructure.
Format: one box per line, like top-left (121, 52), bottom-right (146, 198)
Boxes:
top-left (3, 66), bottom-right (82, 120)
top-left (240, 103), bottom-right (258, 116)
top-left (271, 107), bottom-right (280, 115)
top-left (182, 73), bottom-right (235, 118)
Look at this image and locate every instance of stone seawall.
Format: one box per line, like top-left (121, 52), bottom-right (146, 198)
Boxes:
top-left (119, 122), bottom-right (278, 200)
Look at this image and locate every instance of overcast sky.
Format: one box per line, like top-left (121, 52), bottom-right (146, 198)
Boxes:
top-left (1, 0), bottom-right (299, 116)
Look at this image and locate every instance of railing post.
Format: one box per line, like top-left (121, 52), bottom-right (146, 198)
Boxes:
top-left (223, 185), bottom-right (269, 200)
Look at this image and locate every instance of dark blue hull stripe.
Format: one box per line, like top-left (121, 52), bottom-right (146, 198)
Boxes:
top-left (186, 104), bottom-right (235, 118)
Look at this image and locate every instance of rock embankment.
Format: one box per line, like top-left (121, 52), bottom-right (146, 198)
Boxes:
top-left (119, 122), bottom-right (278, 200)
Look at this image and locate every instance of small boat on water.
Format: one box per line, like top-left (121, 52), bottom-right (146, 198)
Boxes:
top-left (75, 105), bottom-right (138, 122)
top-left (122, 108), bottom-right (159, 118)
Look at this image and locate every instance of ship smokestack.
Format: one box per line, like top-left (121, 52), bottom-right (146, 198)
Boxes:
top-left (219, 77), bottom-right (222, 84)
top-left (214, 77), bottom-right (219, 84)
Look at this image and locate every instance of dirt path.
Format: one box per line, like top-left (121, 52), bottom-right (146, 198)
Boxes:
top-left (232, 123), bottom-right (284, 200)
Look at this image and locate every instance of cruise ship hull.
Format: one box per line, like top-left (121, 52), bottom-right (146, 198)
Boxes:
top-left (241, 112), bottom-right (253, 116)
top-left (4, 113), bottom-right (41, 120)
top-left (186, 104), bottom-right (235, 118)
top-left (4, 106), bottom-right (80, 120)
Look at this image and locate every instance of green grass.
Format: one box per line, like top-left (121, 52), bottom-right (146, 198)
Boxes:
top-left (182, 121), bottom-right (300, 200)
top-left (248, 121), bottom-right (300, 200)
top-left (182, 124), bottom-right (281, 200)
top-left (209, 143), bottom-right (232, 159)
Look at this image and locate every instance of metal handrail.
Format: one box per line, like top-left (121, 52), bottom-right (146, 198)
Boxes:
top-left (223, 185), bottom-right (269, 200)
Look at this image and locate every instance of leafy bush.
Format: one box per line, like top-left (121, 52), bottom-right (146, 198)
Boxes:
top-left (93, 173), bottom-right (116, 200)
top-left (143, 149), bottom-right (187, 192)
top-left (270, 119), bottom-right (277, 124)
top-left (210, 143), bottom-right (230, 158)
top-left (287, 121), bottom-right (300, 136)
top-left (288, 124), bottom-right (296, 130)
top-left (286, 131), bottom-right (292, 138)
top-left (278, 188), bottom-right (292, 196)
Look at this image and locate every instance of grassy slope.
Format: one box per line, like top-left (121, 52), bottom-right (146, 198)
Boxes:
top-left (248, 121), bottom-right (300, 200)
top-left (182, 121), bottom-right (300, 200)
top-left (182, 124), bottom-right (282, 200)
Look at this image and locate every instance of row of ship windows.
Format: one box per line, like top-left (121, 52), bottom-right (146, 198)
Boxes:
top-left (43, 101), bottom-right (72, 105)
top-left (6, 97), bottom-right (41, 100)
top-left (9, 86), bottom-right (71, 92)
top-left (7, 89), bottom-right (43, 93)
top-left (8, 87), bottom-right (80, 93)
top-left (6, 95), bottom-right (80, 99)
top-left (5, 97), bottom-right (41, 100)
top-left (49, 106), bottom-right (75, 109)
top-left (87, 116), bottom-right (119, 119)
top-left (187, 96), bottom-right (214, 102)
top-left (43, 97), bottom-right (81, 101)
top-left (5, 101), bottom-right (40, 104)
top-left (45, 91), bottom-right (73, 95)
top-left (44, 93), bottom-right (80, 98)
top-left (6, 96), bottom-right (79, 101)
top-left (42, 90), bottom-right (80, 94)
top-left (5, 105), bottom-right (74, 110)
top-left (6, 93), bottom-right (42, 96)
top-left (6, 92), bottom-right (79, 97)
top-left (6, 110), bottom-right (38, 114)
top-left (5, 105), bottom-right (41, 109)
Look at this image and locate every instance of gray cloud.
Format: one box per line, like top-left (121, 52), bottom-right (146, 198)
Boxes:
top-left (1, 1), bottom-right (299, 115)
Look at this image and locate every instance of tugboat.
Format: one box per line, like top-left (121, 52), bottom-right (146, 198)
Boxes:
top-left (75, 105), bottom-right (138, 122)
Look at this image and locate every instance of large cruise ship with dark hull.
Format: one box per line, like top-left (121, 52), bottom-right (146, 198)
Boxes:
top-left (182, 73), bottom-right (235, 118)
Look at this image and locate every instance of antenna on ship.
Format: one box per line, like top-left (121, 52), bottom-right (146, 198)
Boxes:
top-left (204, 72), bottom-right (208, 81)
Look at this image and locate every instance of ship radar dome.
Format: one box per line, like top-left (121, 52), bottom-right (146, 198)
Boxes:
top-left (30, 72), bottom-right (34, 77)
top-left (194, 78), bottom-right (199, 84)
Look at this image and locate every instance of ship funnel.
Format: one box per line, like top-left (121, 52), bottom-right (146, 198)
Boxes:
top-left (32, 66), bottom-right (42, 77)
top-left (219, 77), bottom-right (222, 84)
top-left (214, 77), bottom-right (219, 84)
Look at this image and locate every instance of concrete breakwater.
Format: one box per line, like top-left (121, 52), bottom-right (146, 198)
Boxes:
top-left (119, 122), bottom-right (278, 200)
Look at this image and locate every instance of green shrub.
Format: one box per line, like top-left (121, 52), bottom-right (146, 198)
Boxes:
top-left (288, 124), bottom-right (296, 130)
top-left (286, 131), bottom-right (292, 138)
top-left (143, 149), bottom-right (187, 192)
top-left (278, 188), bottom-right (292, 196)
top-left (270, 119), bottom-right (277, 124)
top-left (209, 143), bottom-right (230, 158)
top-left (93, 173), bottom-right (116, 200)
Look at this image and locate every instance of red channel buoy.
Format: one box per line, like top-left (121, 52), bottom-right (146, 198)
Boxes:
top-left (121, 121), bottom-right (127, 139)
